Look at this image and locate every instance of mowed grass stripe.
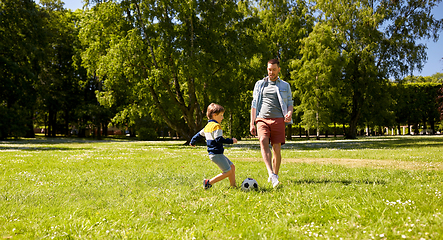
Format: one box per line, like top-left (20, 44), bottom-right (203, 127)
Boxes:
top-left (233, 157), bottom-right (443, 171)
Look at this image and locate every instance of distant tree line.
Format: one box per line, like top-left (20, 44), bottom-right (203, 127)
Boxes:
top-left (1, 0), bottom-right (442, 140)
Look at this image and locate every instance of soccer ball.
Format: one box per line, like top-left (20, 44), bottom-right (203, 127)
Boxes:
top-left (241, 178), bottom-right (258, 191)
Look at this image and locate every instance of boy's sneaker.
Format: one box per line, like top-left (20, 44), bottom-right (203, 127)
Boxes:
top-left (270, 174), bottom-right (279, 188)
top-left (203, 179), bottom-right (212, 190)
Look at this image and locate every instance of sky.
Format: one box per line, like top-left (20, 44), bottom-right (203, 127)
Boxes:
top-left (41, 0), bottom-right (443, 77)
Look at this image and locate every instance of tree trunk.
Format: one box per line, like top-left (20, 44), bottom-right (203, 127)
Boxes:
top-left (334, 122), bottom-right (337, 137)
top-left (316, 112), bottom-right (320, 140)
top-left (44, 113), bottom-right (48, 136)
top-left (423, 119), bottom-right (427, 135)
top-left (346, 94), bottom-right (361, 139)
top-left (346, 118), bottom-right (358, 139)
top-left (48, 108), bottom-right (57, 137)
top-left (413, 123), bottom-right (419, 135)
top-left (229, 113), bottom-right (232, 138)
top-left (96, 123), bottom-right (102, 140)
top-left (299, 125), bottom-right (302, 137)
top-left (25, 109), bottom-right (35, 138)
top-left (103, 122), bottom-right (108, 137)
top-left (286, 125), bottom-right (292, 140)
top-left (64, 109), bottom-right (70, 136)
top-left (430, 119), bottom-right (435, 135)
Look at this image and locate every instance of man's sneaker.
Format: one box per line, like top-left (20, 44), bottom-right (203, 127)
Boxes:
top-left (270, 174), bottom-right (279, 188)
top-left (203, 179), bottom-right (212, 190)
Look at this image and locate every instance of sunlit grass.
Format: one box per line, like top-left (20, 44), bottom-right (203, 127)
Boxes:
top-left (1, 136), bottom-right (442, 239)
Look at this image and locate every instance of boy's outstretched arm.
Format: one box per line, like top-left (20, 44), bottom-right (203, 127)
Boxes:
top-left (190, 129), bottom-right (205, 146)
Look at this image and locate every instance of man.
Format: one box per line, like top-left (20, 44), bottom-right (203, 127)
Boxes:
top-left (250, 59), bottom-right (293, 188)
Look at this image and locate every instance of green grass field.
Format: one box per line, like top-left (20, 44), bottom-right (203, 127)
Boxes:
top-left (1, 136), bottom-right (442, 239)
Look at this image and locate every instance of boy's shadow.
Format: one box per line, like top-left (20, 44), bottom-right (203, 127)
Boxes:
top-left (256, 178), bottom-right (387, 192)
top-left (290, 178), bottom-right (387, 185)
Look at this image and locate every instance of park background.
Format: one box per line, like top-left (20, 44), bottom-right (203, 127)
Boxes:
top-left (2, 0), bottom-right (443, 141)
top-left (2, 1), bottom-right (443, 239)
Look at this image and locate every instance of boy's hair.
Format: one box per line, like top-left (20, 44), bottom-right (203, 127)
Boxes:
top-left (268, 58), bottom-right (280, 67)
top-left (206, 103), bottom-right (225, 119)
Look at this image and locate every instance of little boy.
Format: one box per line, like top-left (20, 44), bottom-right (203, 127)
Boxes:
top-left (190, 103), bottom-right (238, 189)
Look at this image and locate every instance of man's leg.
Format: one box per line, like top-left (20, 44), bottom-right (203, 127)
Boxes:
top-left (272, 143), bottom-right (282, 175)
top-left (259, 135), bottom-right (274, 176)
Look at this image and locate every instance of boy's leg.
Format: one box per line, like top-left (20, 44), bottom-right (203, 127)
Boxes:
top-left (207, 154), bottom-right (235, 187)
top-left (227, 164), bottom-right (236, 187)
top-left (209, 166), bottom-right (234, 185)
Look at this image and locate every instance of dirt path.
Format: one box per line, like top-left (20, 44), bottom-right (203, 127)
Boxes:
top-left (233, 158), bottom-right (443, 171)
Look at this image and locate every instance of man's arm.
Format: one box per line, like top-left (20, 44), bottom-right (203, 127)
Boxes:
top-left (250, 107), bottom-right (257, 136)
top-left (285, 105), bottom-right (293, 123)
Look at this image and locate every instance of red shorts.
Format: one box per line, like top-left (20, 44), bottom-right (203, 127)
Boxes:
top-left (256, 118), bottom-right (286, 145)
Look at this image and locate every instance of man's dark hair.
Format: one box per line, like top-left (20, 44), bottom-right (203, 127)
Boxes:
top-left (268, 59), bottom-right (280, 67)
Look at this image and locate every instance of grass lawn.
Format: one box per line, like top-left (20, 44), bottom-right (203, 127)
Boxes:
top-left (1, 136), bottom-right (442, 239)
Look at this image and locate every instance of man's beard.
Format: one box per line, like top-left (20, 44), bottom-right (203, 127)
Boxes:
top-left (269, 75), bottom-right (277, 81)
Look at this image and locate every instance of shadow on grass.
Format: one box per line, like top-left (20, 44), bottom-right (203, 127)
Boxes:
top-left (0, 146), bottom-right (92, 151)
top-left (256, 178), bottom-right (387, 192)
top-left (290, 178), bottom-right (387, 185)
top-left (3, 135), bottom-right (443, 152)
top-left (234, 136), bottom-right (443, 151)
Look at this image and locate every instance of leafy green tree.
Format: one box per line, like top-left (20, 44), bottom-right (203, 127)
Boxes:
top-left (34, 0), bottom-right (85, 137)
top-left (409, 83), bottom-right (441, 134)
top-left (432, 72), bottom-right (443, 83)
top-left (78, 0), bottom-right (259, 141)
top-left (248, 0), bottom-right (314, 139)
top-left (292, 23), bottom-right (343, 138)
top-left (392, 82), bottom-right (441, 134)
top-left (0, 0), bottom-right (47, 139)
top-left (295, 0), bottom-right (442, 139)
top-left (403, 73), bottom-right (443, 83)
top-left (390, 82), bottom-right (409, 134)
top-left (254, 0), bottom-right (313, 75)
top-left (438, 84), bottom-right (443, 125)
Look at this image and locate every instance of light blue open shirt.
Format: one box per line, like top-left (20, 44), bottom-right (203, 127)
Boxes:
top-left (251, 76), bottom-right (294, 125)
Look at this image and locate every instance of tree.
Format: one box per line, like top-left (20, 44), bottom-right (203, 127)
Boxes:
top-left (292, 23), bottom-right (343, 139)
top-left (391, 82), bottom-right (441, 134)
top-left (253, 0), bottom-right (314, 138)
top-left (0, 0), bottom-right (47, 139)
top-left (438, 83), bottom-right (443, 125)
top-left (432, 72), bottom-right (443, 83)
top-left (34, 0), bottom-right (85, 137)
top-left (78, 0), bottom-right (259, 142)
top-left (403, 73), bottom-right (443, 83)
top-left (296, 0), bottom-right (443, 139)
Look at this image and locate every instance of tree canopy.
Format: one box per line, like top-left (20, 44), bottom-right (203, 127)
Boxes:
top-left (1, 0), bottom-right (442, 140)
top-left (292, 0), bottom-right (443, 138)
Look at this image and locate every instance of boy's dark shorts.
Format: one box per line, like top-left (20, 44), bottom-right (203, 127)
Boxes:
top-left (209, 154), bottom-right (233, 173)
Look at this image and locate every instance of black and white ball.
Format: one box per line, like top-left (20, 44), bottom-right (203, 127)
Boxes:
top-left (241, 178), bottom-right (258, 191)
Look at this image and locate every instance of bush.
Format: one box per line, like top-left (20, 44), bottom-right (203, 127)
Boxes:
top-left (137, 127), bottom-right (158, 141)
